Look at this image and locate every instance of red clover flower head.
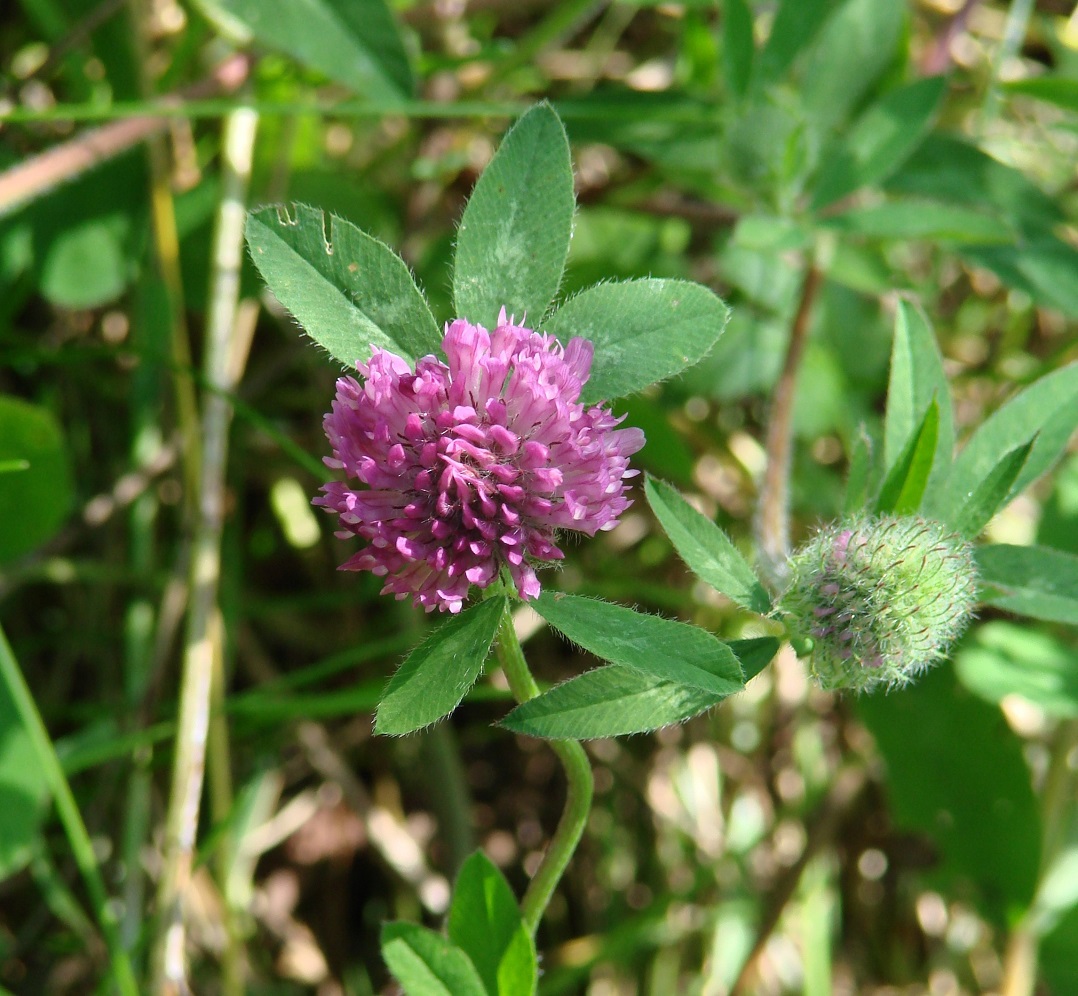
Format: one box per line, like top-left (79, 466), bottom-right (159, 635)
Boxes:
top-left (315, 310), bottom-right (646, 613)
top-left (779, 515), bottom-right (978, 693)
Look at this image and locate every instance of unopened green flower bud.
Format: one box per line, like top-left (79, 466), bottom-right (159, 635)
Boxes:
top-left (779, 515), bottom-right (977, 693)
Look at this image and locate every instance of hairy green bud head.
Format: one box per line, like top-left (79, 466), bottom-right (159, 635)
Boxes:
top-left (779, 516), bottom-right (977, 693)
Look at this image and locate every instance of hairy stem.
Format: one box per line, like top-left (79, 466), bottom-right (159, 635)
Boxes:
top-left (0, 624), bottom-right (139, 996)
top-left (757, 263), bottom-right (821, 590)
top-left (492, 601), bottom-right (594, 936)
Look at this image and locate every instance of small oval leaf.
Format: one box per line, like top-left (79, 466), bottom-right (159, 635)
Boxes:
top-left (644, 476), bottom-right (770, 614)
top-left (453, 104), bottom-right (575, 330)
top-left (246, 203), bottom-right (440, 367)
top-left (533, 593), bottom-right (744, 696)
top-left (547, 279), bottom-right (730, 403)
top-left (955, 622), bottom-right (1078, 718)
top-left (381, 922), bottom-right (487, 996)
top-left (812, 76), bottom-right (948, 209)
top-left (501, 665), bottom-right (726, 740)
top-left (375, 598), bottom-right (505, 736)
top-left (449, 852), bottom-right (536, 996)
top-left (0, 395), bottom-right (73, 565)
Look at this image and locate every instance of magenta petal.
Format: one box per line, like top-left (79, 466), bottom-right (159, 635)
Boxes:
top-left (316, 313), bottom-right (646, 612)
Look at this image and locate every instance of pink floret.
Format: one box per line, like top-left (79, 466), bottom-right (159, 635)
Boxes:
top-left (314, 309), bottom-right (645, 612)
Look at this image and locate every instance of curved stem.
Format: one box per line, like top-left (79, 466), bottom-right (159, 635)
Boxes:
top-left (492, 602), bottom-right (593, 936)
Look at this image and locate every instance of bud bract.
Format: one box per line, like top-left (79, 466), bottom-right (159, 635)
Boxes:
top-left (779, 515), bottom-right (977, 693)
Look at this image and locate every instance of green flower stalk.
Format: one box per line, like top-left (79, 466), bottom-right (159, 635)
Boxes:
top-left (779, 515), bottom-right (977, 693)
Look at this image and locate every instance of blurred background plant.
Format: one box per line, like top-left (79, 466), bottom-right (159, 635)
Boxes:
top-left (1, 0), bottom-right (1077, 993)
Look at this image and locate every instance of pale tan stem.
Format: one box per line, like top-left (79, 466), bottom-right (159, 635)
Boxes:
top-left (0, 55), bottom-right (250, 217)
top-left (757, 264), bottom-right (821, 590)
top-left (154, 105), bottom-right (258, 995)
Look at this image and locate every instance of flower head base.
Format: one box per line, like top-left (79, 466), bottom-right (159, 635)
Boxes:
top-left (778, 515), bottom-right (977, 693)
top-left (315, 310), bottom-right (645, 613)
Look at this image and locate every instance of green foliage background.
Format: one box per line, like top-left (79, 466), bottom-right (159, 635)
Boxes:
top-left (1, 0), bottom-right (1077, 993)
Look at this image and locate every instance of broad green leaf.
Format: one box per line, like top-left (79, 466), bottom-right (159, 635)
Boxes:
top-left (375, 599), bottom-right (505, 736)
top-left (0, 396), bottom-right (73, 565)
top-left (951, 439), bottom-right (1033, 539)
top-left (962, 237), bottom-right (1078, 318)
top-left (1039, 453), bottom-right (1078, 556)
top-left (1003, 77), bottom-right (1078, 113)
top-left (976, 545), bottom-right (1078, 627)
top-left (819, 240), bottom-right (892, 296)
top-left (884, 134), bottom-right (1061, 237)
top-left (448, 852), bottom-right (536, 996)
top-left (533, 593), bottom-right (744, 696)
top-left (875, 398), bottom-right (939, 516)
top-left (453, 105), bottom-right (574, 330)
top-left (558, 92), bottom-right (720, 178)
top-left (246, 204), bottom-right (439, 367)
top-left (931, 362), bottom-right (1078, 522)
top-left (644, 476), bottom-right (770, 613)
top-left (800, 0), bottom-right (906, 131)
top-left (955, 622), bottom-right (1078, 718)
top-left (858, 665), bottom-right (1040, 926)
top-left (547, 279), bottom-right (730, 404)
top-left (812, 76), bottom-right (948, 209)
top-left (192, 0), bottom-right (412, 101)
top-left (823, 200), bottom-right (1012, 244)
top-left (1043, 906), bottom-right (1078, 996)
top-left (500, 666), bottom-right (726, 740)
top-left (732, 215), bottom-right (811, 253)
top-left (0, 677), bottom-right (49, 880)
top-left (381, 922), bottom-right (487, 996)
top-left (754, 0), bottom-right (838, 87)
top-left (883, 301), bottom-right (954, 486)
top-left (12, 152), bottom-right (143, 303)
top-left (38, 215), bottom-right (131, 308)
top-left (721, 0), bottom-right (754, 97)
